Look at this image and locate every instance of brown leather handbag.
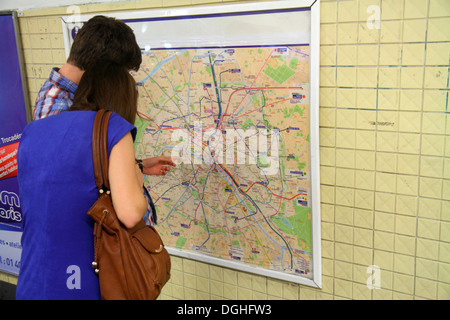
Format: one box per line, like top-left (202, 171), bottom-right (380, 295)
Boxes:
top-left (87, 109), bottom-right (171, 300)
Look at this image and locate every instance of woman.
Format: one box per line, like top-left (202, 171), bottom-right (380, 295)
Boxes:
top-left (16, 62), bottom-right (147, 300)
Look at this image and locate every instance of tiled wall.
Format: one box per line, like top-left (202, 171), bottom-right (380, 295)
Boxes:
top-left (1, 0), bottom-right (449, 299)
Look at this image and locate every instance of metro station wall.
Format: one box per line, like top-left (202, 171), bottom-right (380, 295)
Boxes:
top-left (1, 0), bottom-right (449, 300)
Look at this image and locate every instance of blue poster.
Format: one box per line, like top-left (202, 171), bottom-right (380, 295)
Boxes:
top-left (0, 13), bottom-right (29, 275)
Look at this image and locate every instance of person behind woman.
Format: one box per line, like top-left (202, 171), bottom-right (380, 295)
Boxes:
top-left (16, 62), bottom-right (147, 300)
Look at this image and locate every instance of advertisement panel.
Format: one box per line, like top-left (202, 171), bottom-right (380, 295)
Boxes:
top-left (0, 12), bottom-right (30, 275)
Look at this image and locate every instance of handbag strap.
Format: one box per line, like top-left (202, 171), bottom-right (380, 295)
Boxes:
top-left (92, 109), bottom-right (112, 194)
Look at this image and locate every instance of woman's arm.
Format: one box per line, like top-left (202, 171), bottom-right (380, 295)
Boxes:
top-left (109, 132), bottom-right (147, 228)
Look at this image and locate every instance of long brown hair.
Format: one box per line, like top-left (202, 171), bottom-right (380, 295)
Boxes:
top-left (70, 62), bottom-right (138, 124)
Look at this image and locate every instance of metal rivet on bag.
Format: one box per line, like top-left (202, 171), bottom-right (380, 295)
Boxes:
top-left (95, 269), bottom-right (99, 274)
top-left (92, 261), bottom-right (98, 268)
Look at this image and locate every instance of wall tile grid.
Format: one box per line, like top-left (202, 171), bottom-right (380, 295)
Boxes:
top-left (2, 0), bottom-right (448, 299)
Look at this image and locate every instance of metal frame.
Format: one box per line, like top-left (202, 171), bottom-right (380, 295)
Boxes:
top-left (61, 0), bottom-right (321, 288)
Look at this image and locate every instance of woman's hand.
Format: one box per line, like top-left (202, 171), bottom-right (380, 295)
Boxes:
top-left (141, 156), bottom-right (176, 176)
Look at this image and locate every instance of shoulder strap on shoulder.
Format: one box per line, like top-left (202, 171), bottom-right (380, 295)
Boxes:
top-left (92, 109), bottom-right (112, 194)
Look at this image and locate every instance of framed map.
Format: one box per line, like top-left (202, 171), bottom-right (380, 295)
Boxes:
top-left (62, 0), bottom-right (321, 287)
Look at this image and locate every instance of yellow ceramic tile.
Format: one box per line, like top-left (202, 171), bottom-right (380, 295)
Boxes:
top-left (374, 250), bottom-right (394, 272)
top-left (402, 43), bottom-right (425, 65)
top-left (320, 146), bottom-right (335, 167)
top-left (380, 21), bottom-right (402, 43)
top-left (397, 154), bottom-right (419, 175)
top-left (334, 278), bottom-right (352, 299)
top-left (375, 211), bottom-right (395, 232)
top-left (438, 261), bottom-right (450, 283)
top-left (355, 169), bottom-right (375, 189)
top-left (337, 23), bottom-right (358, 44)
top-left (421, 156), bottom-right (444, 178)
top-left (399, 89), bottom-right (422, 111)
top-left (443, 179), bottom-right (450, 201)
top-left (336, 186), bottom-right (355, 207)
top-left (427, 18), bottom-right (450, 41)
top-left (320, 87), bottom-right (336, 107)
top-left (440, 242), bottom-right (450, 263)
top-left (267, 278), bottom-right (282, 297)
top-left (353, 227), bottom-right (373, 247)
top-left (437, 282), bottom-right (450, 300)
top-left (320, 107), bottom-right (336, 127)
top-left (320, 45), bottom-right (337, 66)
top-left (223, 268), bottom-right (237, 285)
top-left (357, 66), bottom-right (378, 88)
top-left (396, 174), bottom-right (419, 196)
top-left (424, 67), bottom-right (449, 89)
top-left (417, 238), bottom-right (440, 260)
top-left (381, 0), bottom-right (404, 20)
top-left (337, 88), bottom-right (356, 108)
top-left (376, 131), bottom-right (398, 152)
top-left (404, 0), bottom-right (428, 19)
top-left (321, 185), bottom-right (336, 205)
top-left (335, 260), bottom-right (353, 280)
top-left (320, 66), bottom-right (336, 86)
top-left (416, 258), bottom-right (439, 281)
top-left (336, 167), bottom-right (355, 188)
top-left (37, 18), bottom-right (49, 33)
top-left (356, 130), bottom-right (376, 150)
top-left (355, 150), bottom-right (375, 170)
top-left (337, 67), bottom-right (357, 87)
top-left (394, 234), bottom-right (416, 255)
top-left (418, 217), bottom-right (441, 240)
top-left (282, 283), bottom-right (299, 300)
top-left (415, 277), bottom-right (438, 299)
top-left (135, 0), bottom-right (164, 10)
top-left (337, 45), bottom-right (357, 66)
top-left (398, 111), bottom-right (421, 133)
top-left (376, 172), bottom-right (397, 193)
top-left (420, 177), bottom-right (442, 199)
top-left (336, 128), bottom-right (356, 148)
top-left (47, 17), bottom-right (62, 34)
top-left (338, 0), bottom-right (359, 22)
top-left (355, 189), bottom-right (375, 210)
top-left (423, 112), bottom-right (447, 134)
top-left (393, 273), bottom-right (415, 295)
top-left (357, 44), bottom-right (379, 66)
top-left (403, 19), bottom-right (427, 42)
top-left (425, 42), bottom-right (450, 66)
top-left (395, 215), bottom-right (417, 236)
top-left (376, 152), bottom-right (397, 172)
top-left (418, 197), bottom-right (442, 219)
top-left (378, 67), bottom-right (400, 88)
top-left (319, 127), bottom-right (336, 148)
top-left (321, 1), bottom-right (337, 23)
top-left (379, 44), bottom-right (402, 65)
top-left (375, 192), bottom-right (396, 213)
top-left (398, 133), bottom-right (421, 154)
top-left (358, 0), bottom-right (381, 22)
top-left (163, 0), bottom-right (192, 7)
top-left (429, 0), bottom-right (450, 18)
top-left (421, 134), bottom-right (445, 156)
top-left (378, 89), bottom-right (400, 110)
top-left (210, 279), bottom-right (223, 297)
top-left (223, 283), bottom-right (237, 299)
top-left (400, 67), bottom-right (424, 89)
top-left (356, 88), bottom-right (377, 109)
top-left (394, 254), bottom-right (415, 275)
top-left (396, 194), bottom-right (418, 216)
top-left (336, 108), bottom-right (356, 128)
top-left (320, 24), bottom-right (337, 45)
top-left (357, 22), bottom-right (380, 44)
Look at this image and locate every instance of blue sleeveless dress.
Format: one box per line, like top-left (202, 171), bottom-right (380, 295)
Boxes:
top-left (16, 111), bottom-right (136, 300)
